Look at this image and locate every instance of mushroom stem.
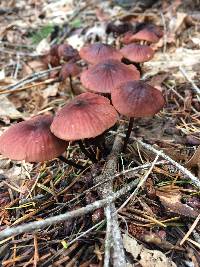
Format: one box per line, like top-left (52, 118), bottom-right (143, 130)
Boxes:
top-left (78, 140), bottom-right (98, 163)
top-left (69, 75), bottom-right (75, 95)
top-left (58, 156), bottom-right (84, 170)
top-left (123, 117), bottom-right (134, 152)
top-left (95, 134), bottom-right (109, 156)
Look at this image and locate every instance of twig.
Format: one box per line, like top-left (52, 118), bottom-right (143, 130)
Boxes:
top-left (165, 82), bottom-right (198, 114)
top-left (94, 125), bottom-right (126, 267)
top-left (110, 131), bottom-right (200, 189)
top-left (68, 220), bottom-right (104, 246)
top-left (180, 214), bottom-right (200, 245)
top-left (0, 79), bottom-right (56, 95)
top-left (0, 179), bottom-right (139, 241)
top-left (119, 153), bottom-right (160, 210)
top-left (104, 207), bottom-right (112, 267)
top-left (136, 138), bottom-right (200, 188)
top-left (0, 66), bottom-right (61, 92)
top-left (160, 12), bottom-right (167, 55)
top-left (179, 66), bottom-right (200, 98)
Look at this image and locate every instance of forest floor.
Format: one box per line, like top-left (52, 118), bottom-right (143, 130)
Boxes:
top-left (0, 0), bottom-right (200, 266)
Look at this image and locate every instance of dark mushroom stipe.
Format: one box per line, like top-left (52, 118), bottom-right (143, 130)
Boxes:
top-left (78, 140), bottom-right (98, 163)
top-left (69, 75), bottom-right (75, 95)
top-left (123, 117), bottom-right (134, 153)
top-left (121, 58), bottom-right (142, 75)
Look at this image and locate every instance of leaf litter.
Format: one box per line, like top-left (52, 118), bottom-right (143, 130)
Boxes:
top-left (0, 0), bottom-right (200, 266)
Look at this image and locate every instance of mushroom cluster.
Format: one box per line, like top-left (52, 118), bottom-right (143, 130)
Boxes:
top-left (0, 22), bottom-right (165, 167)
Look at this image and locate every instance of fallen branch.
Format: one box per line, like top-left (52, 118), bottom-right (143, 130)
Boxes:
top-left (0, 66), bottom-right (61, 92)
top-left (136, 138), bottom-right (200, 188)
top-left (119, 153), bottom-right (160, 210)
top-left (0, 179), bottom-right (139, 241)
top-left (110, 131), bottom-right (200, 189)
top-left (179, 66), bottom-right (200, 98)
top-left (94, 124), bottom-right (126, 267)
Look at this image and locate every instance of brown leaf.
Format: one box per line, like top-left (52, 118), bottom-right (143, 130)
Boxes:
top-left (185, 145), bottom-right (200, 168)
top-left (0, 95), bottom-right (23, 122)
top-left (23, 60), bottom-right (47, 76)
top-left (148, 73), bottom-right (169, 92)
top-left (123, 234), bottom-right (177, 267)
top-left (156, 189), bottom-right (198, 218)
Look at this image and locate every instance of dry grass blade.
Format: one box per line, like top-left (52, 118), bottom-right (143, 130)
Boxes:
top-left (0, 179), bottom-right (139, 241)
top-left (180, 214), bottom-right (200, 245)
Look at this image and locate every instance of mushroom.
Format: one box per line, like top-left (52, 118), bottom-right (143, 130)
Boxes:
top-left (80, 59), bottom-right (140, 94)
top-left (0, 115), bottom-right (83, 169)
top-left (111, 80), bottom-right (165, 151)
top-left (122, 29), bottom-right (159, 44)
top-left (120, 44), bottom-right (154, 63)
top-left (51, 92), bottom-right (118, 162)
top-left (135, 23), bottom-right (163, 39)
top-left (120, 44), bottom-right (154, 74)
top-left (58, 43), bottom-right (80, 62)
top-left (59, 62), bottom-right (81, 94)
top-left (79, 43), bottom-right (122, 64)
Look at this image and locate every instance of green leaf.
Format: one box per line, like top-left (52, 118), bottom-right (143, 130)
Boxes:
top-left (61, 240), bottom-right (69, 249)
top-left (69, 18), bottom-right (82, 28)
top-left (30, 24), bottom-right (54, 45)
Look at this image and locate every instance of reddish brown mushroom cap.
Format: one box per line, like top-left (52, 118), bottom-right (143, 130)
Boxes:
top-left (80, 59), bottom-right (140, 93)
top-left (58, 44), bottom-right (80, 62)
top-left (125, 29), bottom-right (159, 44)
top-left (120, 44), bottom-right (154, 63)
top-left (136, 23), bottom-right (163, 39)
top-left (59, 62), bottom-right (80, 80)
top-left (79, 43), bottom-right (122, 64)
top-left (50, 44), bottom-right (59, 57)
top-left (0, 115), bottom-right (67, 162)
top-left (111, 80), bottom-right (165, 118)
top-left (50, 92), bottom-right (118, 141)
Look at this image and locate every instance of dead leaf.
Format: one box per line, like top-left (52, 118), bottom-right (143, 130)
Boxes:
top-left (36, 38), bottom-right (50, 55)
top-left (23, 60), bottom-right (47, 76)
top-left (42, 83), bottom-right (58, 99)
top-left (156, 189), bottom-right (198, 218)
top-left (169, 12), bottom-right (187, 33)
top-left (0, 162), bottom-right (32, 187)
top-left (0, 95), bottom-right (23, 121)
top-left (123, 234), bottom-right (177, 267)
top-left (185, 145), bottom-right (200, 168)
top-left (145, 48), bottom-right (200, 76)
top-left (148, 73), bottom-right (169, 91)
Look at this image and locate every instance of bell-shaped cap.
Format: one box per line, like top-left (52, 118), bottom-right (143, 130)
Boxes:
top-left (122, 29), bottom-right (159, 44)
top-left (111, 80), bottom-right (165, 117)
top-left (79, 43), bottom-right (122, 64)
top-left (136, 23), bottom-right (163, 38)
top-left (58, 44), bottom-right (80, 62)
top-left (50, 44), bottom-right (59, 57)
top-left (120, 44), bottom-right (154, 63)
top-left (59, 62), bottom-right (80, 80)
top-left (0, 115), bottom-right (67, 162)
top-left (51, 92), bottom-right (118, 141)
top-left (80, 59), bottom-right (140, 93)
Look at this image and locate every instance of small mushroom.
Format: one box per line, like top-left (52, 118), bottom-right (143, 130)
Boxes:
top-left (120, 44), bottom-right (154, 63)
top-left (120, 43), bottom-right (154, 74)
top-left (135, 23), bottom-right (163, 39)
top-left (122, 29), bottom-right (159, 44)
top-left (79, 43), bottom-right (122, 64)
top-left (51, 92), bottom-right (118, 162)
top-left (58, 43), bottom-right (80, 62)
top-left (111, 80), bottom-right (165, 151)
top-left (80, 59), bottom-right (140, 94)
top-left (0, 115), bottom-right (83, 169)
top-left (59, 62), bottom-right (81, 94)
